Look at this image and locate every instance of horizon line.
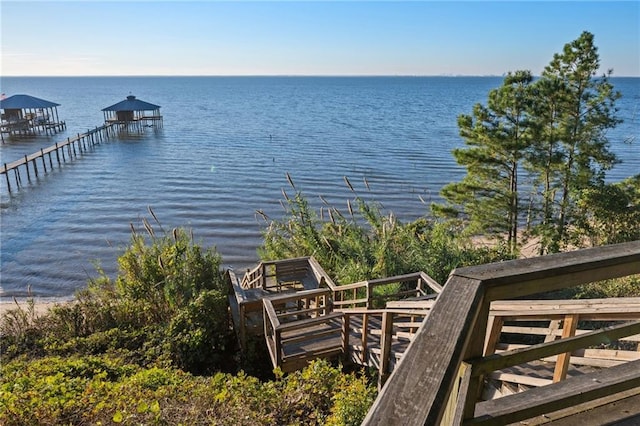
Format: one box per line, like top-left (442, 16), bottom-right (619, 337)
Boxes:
top-left (3, 73), bottom-right (639, 78)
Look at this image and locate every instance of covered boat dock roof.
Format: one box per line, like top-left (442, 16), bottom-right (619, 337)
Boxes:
top-left (102, 95), bottom-right (160, 112)
top-left (1, 94), bottom-right (65, 141)
top-left (1, 94), bottom-right (61, 109)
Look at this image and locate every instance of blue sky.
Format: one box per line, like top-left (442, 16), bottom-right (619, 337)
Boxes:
top-left (1, 1), bottom-right (638, 76)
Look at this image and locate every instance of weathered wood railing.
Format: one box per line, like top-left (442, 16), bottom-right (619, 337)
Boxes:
top-left (363, 240), bottom-right (640, 425)
top-left (263, 288), bottom-right (344, 372)
top-left (483, 298), bottom-right (640, 397)
top-left (241, 256), bottom-right (321, 291)
top-left (332, 272), bottom-right (442, 309)
top-left (343, 307), bottom-right (431, 387)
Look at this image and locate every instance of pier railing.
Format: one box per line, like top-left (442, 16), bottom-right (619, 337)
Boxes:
top-left (1, 124), bottom-right (115, 193)
top-left (363, 240), bottom-right (640, 425)
top-left (343, 307), bottom-right (432, 388)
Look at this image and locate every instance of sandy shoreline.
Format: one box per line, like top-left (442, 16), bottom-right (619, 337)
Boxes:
top-left (0, 298), bottom-right (74, 317)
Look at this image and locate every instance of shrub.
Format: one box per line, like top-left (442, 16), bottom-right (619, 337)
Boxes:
top-left (168, 289), bottom-right (233, 374)
top-left (1, 356), bottom-right (376, 426)
top-left (1, 219), bottom-right (234, 375)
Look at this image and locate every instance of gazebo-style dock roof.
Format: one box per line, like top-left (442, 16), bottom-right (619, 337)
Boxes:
top-left (102, 95), bottom-right (162, 131)
top-left (0, 94), bottom-right (66, 142)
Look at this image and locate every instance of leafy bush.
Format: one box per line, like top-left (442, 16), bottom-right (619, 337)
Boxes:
top-left (574, 175), bottom-right (640, 247)
top-left (1, 218), bottom-right (233, 375)
top-left (167, 289), bottom-right (233, 374)
top-left (569, 275), bottom-right (640, 299)
top-left (0, 356), bottom-right (376, 426)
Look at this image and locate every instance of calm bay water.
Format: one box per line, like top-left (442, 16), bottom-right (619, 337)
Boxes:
top-left (1, 76), bottom-right (638, 299)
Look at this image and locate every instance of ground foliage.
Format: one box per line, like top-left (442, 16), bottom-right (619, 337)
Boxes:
top-left (1, 215), bottom-right (233, 375)
top-left (0, 355), bottom-right (375, 426)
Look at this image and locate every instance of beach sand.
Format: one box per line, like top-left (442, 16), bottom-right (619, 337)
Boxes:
top-left (0, 299), bottom-right (72, 317)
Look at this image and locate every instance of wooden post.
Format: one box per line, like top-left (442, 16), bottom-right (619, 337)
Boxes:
top-left (61, 140), bottom-right (67, 161)
top-left (32, 157), bottom-right (38, 177)
top-left (553, 314), bottom-right (579, 382)
top-left (342, 314), bottom-right (350, 361)
top-left (24, 156), bottom-right (31, 182)
top-left (4, 163), bottom-right (11, 193)
top-left (443, 362), bottom-right (472, 425)
top-left (239, 304), bottom-right (246, 351)
top-left (483, 315), bottom-right (504, 355)
top-left (275, 328), bottom-right (283, 368)
top-left (40, 149), bottom-right (47, 172)
top-left (460, 300), bottom-right (492, 422)
top-left (55, 143), bottom-right (60, 164)
top-left (378, 311), bottom-right (394, 389)
top-left (362, 313), bottom-right (369, 365)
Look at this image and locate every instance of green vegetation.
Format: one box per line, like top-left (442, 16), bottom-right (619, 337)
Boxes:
top-left (2, 220), bottom-right (232, 375)
top-left (2, 31), bottom-right (638, 425)
top-left (258, 174), bottom-right (512, 285)
top-left (0, 355), bottom-right (374, 426)
top-left (0, 219), bottom-right (377, 425)
top-left (434, 32), bottom-right (629, 255)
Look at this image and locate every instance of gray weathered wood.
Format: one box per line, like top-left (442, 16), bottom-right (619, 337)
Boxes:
top-left (469, 358), bottom-right (640, 425)
top-left (363, 276), bottom-right (485, 426)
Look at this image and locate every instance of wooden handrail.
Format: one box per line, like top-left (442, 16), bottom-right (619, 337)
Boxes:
top-left (332, 271), bottom-right (441, 309)
top-left (469, 320), bottom-right (640, 377)
top-left (363, 240), bottom-right (640, 425)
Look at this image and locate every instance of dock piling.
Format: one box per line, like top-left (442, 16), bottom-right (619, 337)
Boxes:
top-left (4, 164), bottom-right (10, 193)
top-left (1, 123), bottom-right (115, 193)
top-left (24, 155), bottom-right (31, 182)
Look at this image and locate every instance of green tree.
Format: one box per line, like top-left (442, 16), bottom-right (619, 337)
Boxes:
top-left (574, 175), bottom-right (640, 246)
top-left (435, 32), bottom-right (623, 255)
top-left (529, 31), bottom-right (621, 253)
top-left (434, 71), bottom-right (535, 254)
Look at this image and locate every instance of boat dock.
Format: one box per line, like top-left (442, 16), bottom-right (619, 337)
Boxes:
top-left (1, 124), bottom-right (115, 193)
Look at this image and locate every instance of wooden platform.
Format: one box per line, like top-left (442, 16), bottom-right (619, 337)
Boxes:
top-left (1, 124), bottom-right (115, 193)
top-left (228, 252), bottom-right (640, 424)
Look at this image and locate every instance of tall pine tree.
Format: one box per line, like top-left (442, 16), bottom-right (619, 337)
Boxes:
top-left (529, 31), bottom-right (621, 253)
top-left (433, 71), bottom-right (535, 254)
top-left (435, 32), bottom-right (623, 256)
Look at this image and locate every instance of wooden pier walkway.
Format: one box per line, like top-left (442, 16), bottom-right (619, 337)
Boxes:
top-left (228, 251), bottom-right (640, 424)
top-left (1, 124), bottom-right (115, 193)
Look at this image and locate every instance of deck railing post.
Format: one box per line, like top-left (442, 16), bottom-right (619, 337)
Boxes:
top-left (275, 328), bottom-right (282, 368)
top-left (40, 149), bottom-right (47, 172)
top-left (362, 313), bottom-right (369, 365)
top-left (342, 314), bottom-right (350, 360)
top-left (4, 163), bottom-right (11, 193)
top-left (553, 314), bottom-right (579, 382)
top-left (239, 305), bottom-right (247, 351)
top-left (378, 311), bottom-right (394, 389)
